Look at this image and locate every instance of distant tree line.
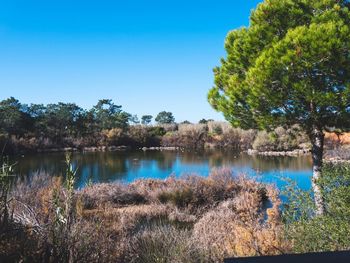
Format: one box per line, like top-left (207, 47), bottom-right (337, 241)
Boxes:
top-left (1, 97), bottom-right (325, 155)
top-left (0, 97), bottom-right (180, 141)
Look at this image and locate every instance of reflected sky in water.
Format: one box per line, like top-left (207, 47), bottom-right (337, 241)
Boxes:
top-left (13, 150), bottom-right (313, 190)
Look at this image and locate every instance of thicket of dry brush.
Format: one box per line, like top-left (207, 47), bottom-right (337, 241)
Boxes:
top-left (2, 167), bottom-right (289, 262)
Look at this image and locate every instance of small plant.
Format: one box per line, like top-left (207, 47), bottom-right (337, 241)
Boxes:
top-left (50, 152), bottom-right (77, 262)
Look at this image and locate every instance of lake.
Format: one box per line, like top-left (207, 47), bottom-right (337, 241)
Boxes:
top-left (12, 150), bottom-right (313, 190)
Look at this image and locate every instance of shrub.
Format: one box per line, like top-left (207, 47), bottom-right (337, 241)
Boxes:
top-left (282, 163), bottom-right (350, 253)
top-left (253, 131), bottom-right (276, 151)
top-left (253, 125), bottom-right (309, 151)
top-left (79, 183), bottom-right (147, 209)
top-left (125, 224), bottom-right (206, 263)
top-left (193, 186), bottom-right (288, 260)
top-left (217, 128), bottom-right (256, 150)
top-left (158, 123), bottom-right (178, 133)
top-left (157, 188), bottom-right (194, 208)
top-left (149, 126), bottom-right (166, 137)
top-left (104, 128), bottom-right (125, 145)
top-left (208, 121), bottom-right (223, 135)
top-left (162, 124), bottom-right (208, 149)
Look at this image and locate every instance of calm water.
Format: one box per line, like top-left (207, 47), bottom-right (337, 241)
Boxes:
top-left (13, 150), bottom-right (313, 190)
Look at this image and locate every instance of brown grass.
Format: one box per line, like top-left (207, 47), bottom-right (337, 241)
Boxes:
top-left (5, 168), bottom-right (289, 262)
top-left (325, 132), bottom-right (350, 145)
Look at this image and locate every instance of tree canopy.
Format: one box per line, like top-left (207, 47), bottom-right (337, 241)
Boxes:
top-left (0, 98), bottom-right (132, 142)
top-left (141, 115), bottom-right (153, 125)
top-left (155, 111), bottom-right (175, 124)
top-left (208, 0), bottom-right (350, 133)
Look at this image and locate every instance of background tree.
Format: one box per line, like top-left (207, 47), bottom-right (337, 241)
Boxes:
top-left (155, 111), bottom-right (175, 124)
top-left (199, 119), bottom-right (208, 124)
top-left (181, 120), bottom-right (191, 124)
top-left (92, 99), bottom-right (131, 130)
top-left (141, 115), bottom-right (153, 125)
top-left (130, 115), bottom-right (140, 124)
top-left (43, 103), bottom-right (86, 143)
top-left (0, 97), bottom-right (31, 137)
top-left (208, 0), bottom-right (350, 215)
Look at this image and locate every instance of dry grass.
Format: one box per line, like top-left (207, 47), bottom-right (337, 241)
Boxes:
top-left (4, 168), bottom-right (289, 262)
top-left (325, 132), bottom-right (350, 145)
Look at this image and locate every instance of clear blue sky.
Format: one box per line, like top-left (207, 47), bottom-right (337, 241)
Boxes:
top-left (0, 0), bottom-right (262, 122)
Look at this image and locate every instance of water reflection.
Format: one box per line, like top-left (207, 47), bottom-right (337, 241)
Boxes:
top-left (13, 150), bottom-right (313, 190)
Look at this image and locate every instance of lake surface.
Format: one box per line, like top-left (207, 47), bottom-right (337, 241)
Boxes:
top-left (13, 150), bottom-right (313, 190)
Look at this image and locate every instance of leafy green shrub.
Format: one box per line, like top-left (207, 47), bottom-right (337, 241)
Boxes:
top-left (282, 163), bottom-right (350, 253)
top-left (149, 126), bottom-right (166, 137)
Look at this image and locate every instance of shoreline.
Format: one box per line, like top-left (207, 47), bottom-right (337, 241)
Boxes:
top-left (247, 149), bottom-right (310, 157)
top-left (12, 146), bottom-right (350, 164)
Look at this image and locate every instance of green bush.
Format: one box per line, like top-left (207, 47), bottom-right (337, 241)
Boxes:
top-left (282, 163), bottom-right (350, 253)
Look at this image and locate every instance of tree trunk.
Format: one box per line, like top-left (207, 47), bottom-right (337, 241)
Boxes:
top-left (309, 127), bottom-right (325, 216)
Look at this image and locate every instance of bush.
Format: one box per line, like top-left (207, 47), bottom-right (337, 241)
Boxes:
top-left (253, 125), bottom-right (309, 151)
top-left (157, 188), bottom-right (194, 208)
top-left (125, 224), bottom-right (206, 263)
top-left (216, 128), bottom-right (256, 150)
top-left (208, 121), bottom-right (224, 135)
top-left (282, 163), bottom-right (350, 253)
top-left (161, 124), bottom-right (207, 149)
top-left (104, 128), bottom-right (125, 145)
top-left (127, 125), bottom-right (162, 147)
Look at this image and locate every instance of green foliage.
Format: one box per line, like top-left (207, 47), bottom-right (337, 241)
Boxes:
top-left (155, 111), bottom-right (175, 124)
top-left (208, 0), bottom-right (350, 133)
top-left (141, 115), bottom-right (153, 125)
top-left (181, 120), bottom-right (191, 124)
top-left (211, 123), bottom-right (223, 135)
top-left (199, 119), bottom-right (208, 124)
top-left (130, 115), bottom-right (140, 124)
top-left (0, 97), bottom-right (32, 137)
top-left (0, 97), bottom-right (132, 149)
top-left (127, 125), bottom-right (162, 147)
top-left (283, 163), bottom-right (350, 253)
top-left (320, 164), bottom-right (350, 217)
top-left (149, 126), bottom-right (166, 137)
top-left (92, 99), bottom-right (131, 130)
top-left (50, 152), bottom-right (77, 262)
